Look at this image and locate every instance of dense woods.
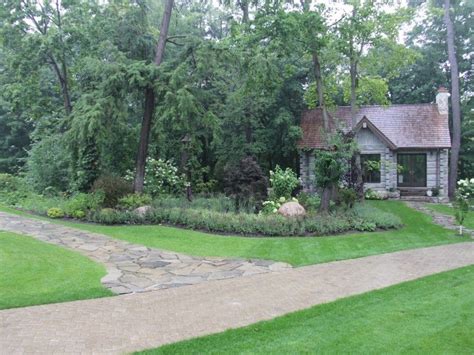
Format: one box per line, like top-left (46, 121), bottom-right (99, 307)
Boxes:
top-left (0, 0), bottom-right (472, 196)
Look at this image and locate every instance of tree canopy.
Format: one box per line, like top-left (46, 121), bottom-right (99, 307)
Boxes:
top-left (0, 0), bottom-right (472, 194)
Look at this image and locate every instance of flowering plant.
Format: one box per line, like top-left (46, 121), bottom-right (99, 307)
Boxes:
top-left (456, 178), bottom-right (474, 201)
top-left (454, 178), bottom-right (473, 235)
top-left (125, 158), bottom-right (188, 196)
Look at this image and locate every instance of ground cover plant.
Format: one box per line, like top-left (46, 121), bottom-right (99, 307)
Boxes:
top-left (1, 201), bottom-right (470, 267)
top-left (138, 265), bottom-right (474, 354)
top-left (0, 231), bottom-right (112, 310)
top-left (0, 173), bottom-right (401, 237)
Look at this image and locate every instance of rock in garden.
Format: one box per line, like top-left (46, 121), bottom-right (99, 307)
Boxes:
top-left (134, 205), bottom-right (153, 217)
top-left (278, 202), bottom-right (306, 218)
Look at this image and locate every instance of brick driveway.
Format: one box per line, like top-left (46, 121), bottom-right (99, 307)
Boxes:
top-left (1, 242), bottom-right (473, 354)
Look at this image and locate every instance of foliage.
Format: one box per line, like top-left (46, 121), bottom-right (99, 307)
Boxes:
top-left (364, 188), bottom-right (385, 200)
top-left (91, 175), bottom-right (133, 208)
top-left (63, 192), bottom-right (105, 217)
top-left (87, 201), bottom-right (401, 237)
top-left (454, 178), bottom-right (474, 234)
top-left (269, 165), bottom-right (299, 200)
top-left (223, 156), bottom-right (268, 212)
top-left (126, 158), bottom-right (187, 197)
top-left (118, 194), bottom-right (153, 210)
top-left (456, 178), bottom-right (474, 202)
top-left (25, 135), bottom-right (70, 193)
top-left (296, 192), bottom-right (321, 213)
top-left (47, 208), bottom-right (65, 219)
top-left (314, 133), bottom-right (358, 189)
top-left (337, 187), bottom-right (358, 210)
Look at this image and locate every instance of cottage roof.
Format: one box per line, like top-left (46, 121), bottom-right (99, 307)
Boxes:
top-left (298, 104), bottom-right (451, 150)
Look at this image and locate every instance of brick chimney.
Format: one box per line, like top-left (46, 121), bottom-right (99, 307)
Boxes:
top-left (436, 87), bottom-right (450, 115)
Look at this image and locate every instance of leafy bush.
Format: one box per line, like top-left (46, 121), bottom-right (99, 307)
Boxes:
top-left (223, 157), bottom-right (268, 212)
top-left (0, 174), bottom-right (29, 205)
top-left (89, 208), bottom-right (145, 225)
top-left (26, 134), bottom-right (70, 193)
top-left (297, 192), bottom-right (321, 212)
top-left (338, 187), bottom-right (357, 209)
top-left (91, 175), bottom-right (133, 207)
top-left (63, 192), bottom-right (105, 217)
top-left (364, 188), bottom-right (385, 200)
top-left (126, 158), bottom-right (187, 197)
top-left (118, 193), bottom-right (152, 210)
top-left (269, 165), bottom-right (299, 199)
top-left (71, 210), bottom-right (86, 219)
top-left (47, 207), bottom-right (64, 219)
top-left (151, 195), bottom-right (241, 213)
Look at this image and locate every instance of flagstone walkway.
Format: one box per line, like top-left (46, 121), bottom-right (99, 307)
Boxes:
top-left (0, 211), bottom-right (291, 294)
top-left (407, 201), bottom-right (474, 237)
top-left (1, 242), bottom-right (473, 354)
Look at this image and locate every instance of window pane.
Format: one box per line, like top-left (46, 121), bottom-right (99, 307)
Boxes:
top-left (361, 154), bottom-right (381, 183)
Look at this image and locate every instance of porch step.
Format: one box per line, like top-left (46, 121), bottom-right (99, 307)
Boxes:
top-left (399, 188), bottom-right (428, 197)
top-left (400, 195), bottom-right (432, 202)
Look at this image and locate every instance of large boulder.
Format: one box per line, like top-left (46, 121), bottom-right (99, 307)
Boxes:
top-left (278, 201), bottom-right (306, 218)
top-left (134, 205), bottom-right (153, 217)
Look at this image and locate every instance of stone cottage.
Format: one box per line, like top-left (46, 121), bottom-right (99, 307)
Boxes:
top-left (298, 88), bottom-right (451, 200)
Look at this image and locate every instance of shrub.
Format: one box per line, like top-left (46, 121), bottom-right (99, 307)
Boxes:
top-left (364, 188), bottom-right (384, 200)
top-left (0, 174), bottom-right (29, 205)
top-left (47, 207), bottom-right (64, 219)
top-left (269, 165), bottom-right (299, 199)
top-left (126, 158), bottom-right (187, 197)
top-left (118, 193), bottom-right (153, 210)
top-left (26, 134), bottom-right (70, 193)
top-left (297, 192), bottom-right (321, 212)
top-left (223, 156), bottom-right (268, 212)
top-left (63, 192), bottom-right (105, 217)
top-left (89, 208), bottom-right (145, 225)
top-left (91, 175), bottom-right (133, 207)
top-left (338, 187), bottom-right (357, 209)
top-left (71, 210), bottom-right (86, 219)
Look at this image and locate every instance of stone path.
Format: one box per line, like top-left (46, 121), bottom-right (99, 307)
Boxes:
top-left (1, 242), bottom-right (473, 354)
top-left (407, 201), bottom-right (474, 237)
top-left (0, 211), bottom-right (290, 294)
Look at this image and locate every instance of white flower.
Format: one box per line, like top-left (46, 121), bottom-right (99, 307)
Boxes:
top-left (272, 208), bottom-right (277, 213)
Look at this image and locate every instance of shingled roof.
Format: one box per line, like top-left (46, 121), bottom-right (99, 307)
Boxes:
top-left (297, 104), bottom-right (451, 150)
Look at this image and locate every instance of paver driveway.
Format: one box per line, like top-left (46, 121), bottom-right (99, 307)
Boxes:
top-left (1, 242), bottom-right (473, 354)
top-left (0, 211), bottom-right (290, 294)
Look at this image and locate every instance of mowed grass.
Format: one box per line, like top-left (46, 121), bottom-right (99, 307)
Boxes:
top-left (139, 265), bottom-right (474, 354)
top-left (0, 231), bottom-right (112, 309)
top-left (425, 203), bottom-right (474, 229)
top-left (0, 201), bottom-right (470, 267)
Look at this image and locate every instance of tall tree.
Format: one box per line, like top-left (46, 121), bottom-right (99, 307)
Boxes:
top-left (134, 0), bottom-right (174, 193)
top-left (444, 0), bottom-right (461, 198)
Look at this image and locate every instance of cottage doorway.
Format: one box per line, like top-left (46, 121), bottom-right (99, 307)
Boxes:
top-left (397, 153), bottom-right (427, 187)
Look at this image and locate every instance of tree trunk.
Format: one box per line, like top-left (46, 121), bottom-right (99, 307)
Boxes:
top-left (134, 0), bottom-right (174, 193)
top-left (312, 52), bottom-right (328, 131)
top-left (319, 186), bottom-right (331, 213)
top-left (240, 0), bottom-right (249, 23)
top-left (444, 0), bottom-right (461, 199)
top-left (350, 58), bottom-right (357, 128)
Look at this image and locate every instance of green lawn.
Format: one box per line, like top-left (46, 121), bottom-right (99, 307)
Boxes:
top-left (139, 265), bottom-right (474, 354)
top-left (0, 231), bottom-right (112, 309)
top-left (0, 201), bottom-right (470, 267)
top-left (425, 203), bottom-right (474, 229)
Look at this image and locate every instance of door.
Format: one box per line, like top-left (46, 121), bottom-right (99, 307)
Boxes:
top-left (397, 153), bottom-right (427, 187)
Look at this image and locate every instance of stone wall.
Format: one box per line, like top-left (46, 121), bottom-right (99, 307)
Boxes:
top-left (299, 150), bottom-right (316, 192)
top-left (357, 128), bottom-right (388, 192)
